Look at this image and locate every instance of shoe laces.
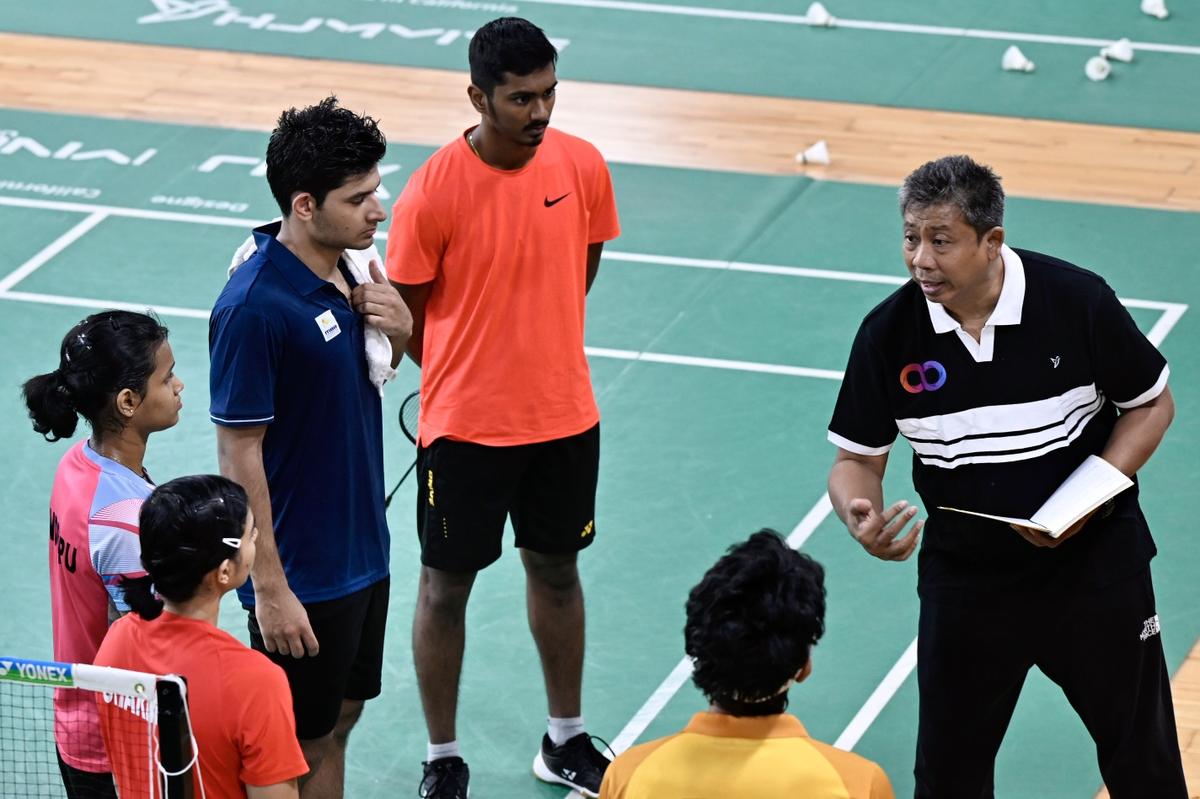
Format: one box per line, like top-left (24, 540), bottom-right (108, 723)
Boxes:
top-left (563, 732), bottom-right (615, 770)
top-left (418, 759), bottom-right (467, 798)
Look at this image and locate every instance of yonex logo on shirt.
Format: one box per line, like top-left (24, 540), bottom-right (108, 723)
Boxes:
top-left (900, 361), bottom-right (948, 394)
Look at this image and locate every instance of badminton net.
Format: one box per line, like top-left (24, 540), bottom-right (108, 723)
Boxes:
top-left (0, 656), bottom-right (195, 798)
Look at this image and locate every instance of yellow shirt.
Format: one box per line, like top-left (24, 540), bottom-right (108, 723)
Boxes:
top-left (600, 712), bottom-right (894, 799)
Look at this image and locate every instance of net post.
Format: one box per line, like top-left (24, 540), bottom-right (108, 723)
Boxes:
top-left (156, 677), bottom-right (193, 799)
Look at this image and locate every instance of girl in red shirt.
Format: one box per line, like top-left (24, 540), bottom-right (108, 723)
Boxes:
top-left (95, 475), bottom-right (308, 799)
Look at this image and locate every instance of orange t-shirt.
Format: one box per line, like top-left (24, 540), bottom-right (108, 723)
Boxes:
top-left (600, 712), bottom-right (894, 799)
top-left (94, 612), bottom-right (307, 799)
top-left (386, 127), bottom-right (621, 446)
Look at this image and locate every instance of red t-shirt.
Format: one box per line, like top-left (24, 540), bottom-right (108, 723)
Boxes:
top-left (94, 612), bottom-right (307, 798)
top-left (387, 126), bottom-right (621, 446)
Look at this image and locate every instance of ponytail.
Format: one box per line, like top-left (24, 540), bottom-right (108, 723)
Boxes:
top-left (22, 370), bottom-right (80, 441)
top-left (118, 575), bottom-right (164, 621)
top-left (23, 311), bottom-right (169, 443)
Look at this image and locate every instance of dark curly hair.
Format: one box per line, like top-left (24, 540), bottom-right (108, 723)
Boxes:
top-left (265, 95), bottom-right (387, 215)
top-left (685, 529), bottom-right (826, 716)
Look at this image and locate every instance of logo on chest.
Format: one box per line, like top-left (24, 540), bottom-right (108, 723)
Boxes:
top-left (314, 309), bottom-right (341, 342)
top-left (900, 360), bottom-right (948, 394)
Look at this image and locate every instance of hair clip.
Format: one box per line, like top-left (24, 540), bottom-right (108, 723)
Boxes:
top-left (221, 537), bottom-right (242, 549)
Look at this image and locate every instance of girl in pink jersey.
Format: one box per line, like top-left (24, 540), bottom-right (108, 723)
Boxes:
top-left (22, 310), bottom-right (183, 798)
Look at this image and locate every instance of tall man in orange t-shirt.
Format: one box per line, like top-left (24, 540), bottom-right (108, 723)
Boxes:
top-left (385, 16), bottom-right (620, 799)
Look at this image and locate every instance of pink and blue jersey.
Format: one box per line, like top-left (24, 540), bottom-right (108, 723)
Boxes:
top-left (48, 440), bottom-right (150, 771)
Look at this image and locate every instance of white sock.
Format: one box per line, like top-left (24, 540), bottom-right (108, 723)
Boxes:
top-left (547, 716), bottom-right (586, 746)
top-left (427, 740), bottom-right (460, 762)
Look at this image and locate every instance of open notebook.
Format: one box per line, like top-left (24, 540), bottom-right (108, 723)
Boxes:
top-left (938, 455), bottom-right (1133, 538)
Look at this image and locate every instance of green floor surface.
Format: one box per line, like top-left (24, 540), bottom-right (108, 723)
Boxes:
top-left (1, 108), bottom-right (1197, 798)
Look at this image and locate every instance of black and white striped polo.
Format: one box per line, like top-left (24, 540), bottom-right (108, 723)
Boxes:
top-left (828, 246), bottom-right (1168, 593)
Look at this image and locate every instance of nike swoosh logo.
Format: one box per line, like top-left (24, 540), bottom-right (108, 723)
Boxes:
top-left (544, 193), bottom-right (571, 207)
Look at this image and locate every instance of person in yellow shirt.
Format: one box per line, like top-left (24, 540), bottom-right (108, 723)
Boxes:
top-left (600, 530), bottom-right (894, 799)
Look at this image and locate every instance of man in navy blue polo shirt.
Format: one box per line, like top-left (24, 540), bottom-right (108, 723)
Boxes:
top-left (209, 97), bottom-right (411, 799)
top-left (827, 155), bottom-right (1185, 798)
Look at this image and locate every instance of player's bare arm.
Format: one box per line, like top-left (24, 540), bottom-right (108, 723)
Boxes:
top-left (1102, 385), bottom-right (1175, 476)
top-left (586, 242), bottom-right (604, 293)
top-left (246, 779), bottom-right (300, 799)
top-left (353, 260), bottom-right (413, 367)
top-left (217, 424), bottom-right (319, 658)
top-left (395, 280), bottom-right (434, 367)
top-left (828, 448), bottom-right (922, 561)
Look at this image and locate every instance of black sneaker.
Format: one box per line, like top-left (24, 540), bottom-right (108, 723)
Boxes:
top-left (419, 756), bottom-right (469, 798)
top-left (532, 732), bottom-right (612, 798)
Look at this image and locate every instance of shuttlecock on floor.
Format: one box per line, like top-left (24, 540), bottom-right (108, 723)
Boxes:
top-left (1100, 38), bottom-right (1135, 62)
top-left (1001, 45), bottom-right (1035, 72)
top-left (1085, 56), bottom-right (1112, 81)
top-left (806, 2), bottom-right (836, 27)
top-left (796, 140), bottom-right (831, 165)
top-left (1141, 0), bottom-right (1169, 19)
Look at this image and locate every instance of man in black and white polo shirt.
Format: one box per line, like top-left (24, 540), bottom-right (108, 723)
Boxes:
top-left (827, 155), bottom-right (1185, 798)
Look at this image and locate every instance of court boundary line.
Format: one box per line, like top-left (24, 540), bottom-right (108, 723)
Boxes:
top-left (514, 0), bottom-right (1200, 57)
top-left (0, 211), bottom-right (108, 293)
top-left (0, 194), bottom-right (1187, 335)
top-left (1, 180), bottom-right (1191, 793)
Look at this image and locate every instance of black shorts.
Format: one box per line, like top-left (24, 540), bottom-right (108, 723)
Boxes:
top-left (56, 749), bottom-right (116, 799)
top-left (417, 423), bottom-right (600, 572)
top-left (246, 577), bottom-right (389, 741)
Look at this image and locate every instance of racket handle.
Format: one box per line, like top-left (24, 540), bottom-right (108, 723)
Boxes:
top-left (384, 459), bottom-right (418, 509)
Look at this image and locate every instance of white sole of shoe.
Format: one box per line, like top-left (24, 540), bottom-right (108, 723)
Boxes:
top-left (532, 751), bottom-right (599, 799)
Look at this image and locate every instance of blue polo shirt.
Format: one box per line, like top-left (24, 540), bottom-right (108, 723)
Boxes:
top-left (209, 223), bottom-right (389, 606)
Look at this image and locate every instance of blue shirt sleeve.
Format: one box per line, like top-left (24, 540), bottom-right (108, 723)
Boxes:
top-left (209, 304), bottom-right (280, 427)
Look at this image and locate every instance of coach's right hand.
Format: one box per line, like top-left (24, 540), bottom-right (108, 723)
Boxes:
top-left (255, 585), bottom-right (320, 658)
top-left (844, 498), bottom-right (923, 561)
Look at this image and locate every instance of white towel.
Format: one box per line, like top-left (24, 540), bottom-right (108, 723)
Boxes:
top-left (228, 231), bottom-right (396, 395)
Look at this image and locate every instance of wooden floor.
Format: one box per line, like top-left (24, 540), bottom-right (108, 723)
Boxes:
top-left (2, 31), bottom-right (1199, 796)
top-left (3, 32), bottom-right (1200, 212)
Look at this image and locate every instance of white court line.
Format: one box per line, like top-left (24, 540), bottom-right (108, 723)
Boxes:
top-left (0, 195), bottom-right (265, 229)
top-left (0, 290), bottom-right (843, 378)
top-left (585, 347), bottom-right (844, 380)
top-left (0, 195), bottom-right (1189, 315)
top-left (0, 290), bottom-right (210, 319)
top-left (833, 637), bottom-right (919, 751)
top-left (1137, 302), bottom-right (1187, 347)
top-left (0, 194), bottom-right (1185, 372)
top-left (515, 0), bottom-right (1200, 56)
top-left (564, 492), bottom-right (834, 799)
top-left (0, 212), bottom-right (107, 293)
top-left (602, 251), bottom-right (908, 286)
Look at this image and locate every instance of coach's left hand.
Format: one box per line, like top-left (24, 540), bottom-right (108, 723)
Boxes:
top-left (1010, 507), bottom-right (1098, 549)
top-left (353, 260), bottom-right (413, 339)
